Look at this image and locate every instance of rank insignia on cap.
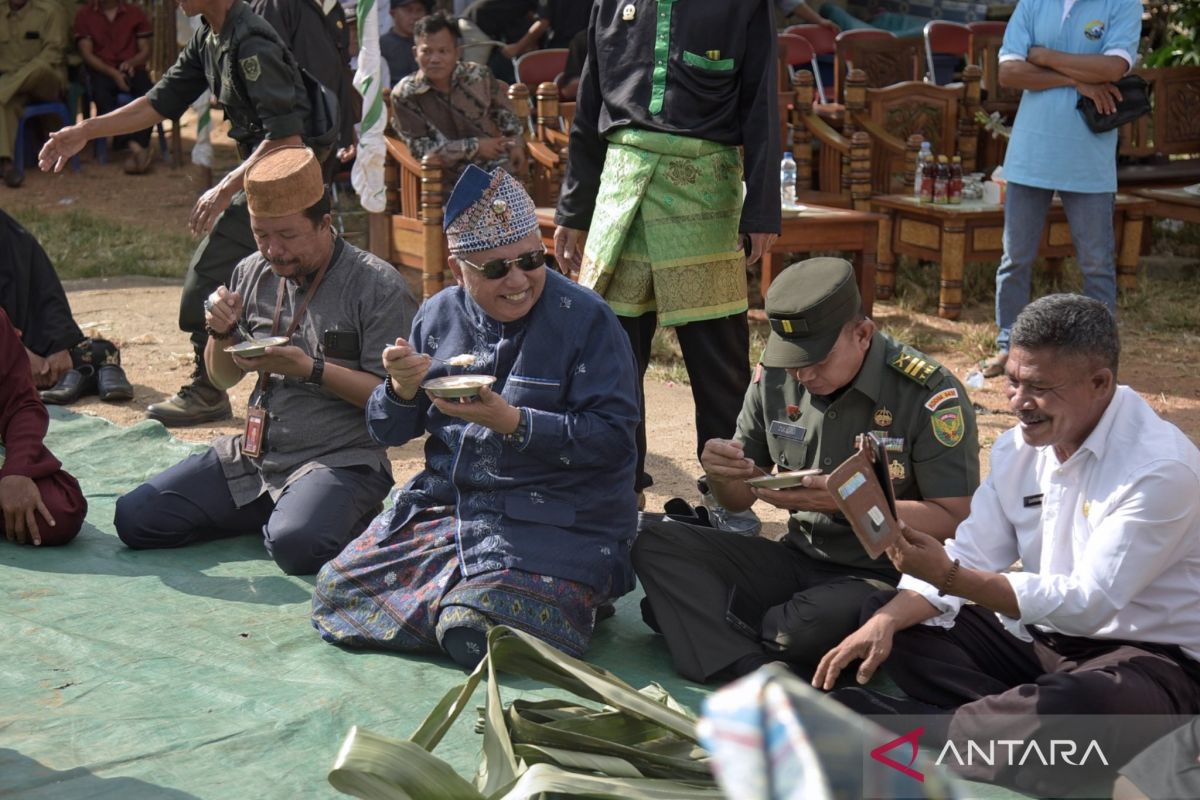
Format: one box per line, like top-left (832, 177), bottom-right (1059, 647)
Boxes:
top-left (493, 199), bottom-right (508, 217)
top-left (931, 405), bottom-right (965, 447)
top-left (889, 460), bottom-right (906, 481)
top-left (874, 407), bottom-right (893, 427)
top-left (241, 54), bottom-right (261, 82)
top-left (890, 349), bottom-right (940, 386)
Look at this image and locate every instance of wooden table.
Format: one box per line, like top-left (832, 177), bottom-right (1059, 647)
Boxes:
top-left (869, 194), bottom-right (1154, 320)
top-left (762, 203), bottom-right (884, 317)
top-left (1132, 186), bottom-right (1200, 225)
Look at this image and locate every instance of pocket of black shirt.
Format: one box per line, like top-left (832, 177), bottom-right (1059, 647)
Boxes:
top-left (682, 51), bottom-right (735, 73)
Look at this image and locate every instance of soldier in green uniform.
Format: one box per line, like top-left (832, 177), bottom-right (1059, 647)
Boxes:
top-left (38, 0), bottom-right (314, 425)
top-left (0, 0), bottom-right (67, 187)
top-left (632, 257), bottom-right (980, 684)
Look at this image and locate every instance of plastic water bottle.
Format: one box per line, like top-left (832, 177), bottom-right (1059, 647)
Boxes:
top-left (914, 141), bottom-right (932, 199)
top-left (780, 152), bottom-right (797, 209)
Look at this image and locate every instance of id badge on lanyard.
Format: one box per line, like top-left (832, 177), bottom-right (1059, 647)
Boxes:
top-left (242, 404), bottom-right (268, 457)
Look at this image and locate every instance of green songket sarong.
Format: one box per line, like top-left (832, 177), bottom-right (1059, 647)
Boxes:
top-left (579, 129), bottom-right (747, 327)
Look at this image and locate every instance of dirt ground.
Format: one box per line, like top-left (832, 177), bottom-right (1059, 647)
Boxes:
top-left (8, 111), bottom-right (1200, 536)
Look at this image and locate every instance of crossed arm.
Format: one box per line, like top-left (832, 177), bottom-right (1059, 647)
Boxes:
top-left (1000, 48), bottom-right (1129, 113)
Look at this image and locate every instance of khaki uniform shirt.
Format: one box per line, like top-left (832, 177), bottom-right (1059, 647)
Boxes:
top-left (0, 0), bottom-right (66, 91)
top-left (737, 331), bottom-right (981, 573)
top-left (146, 0), bottom-right (306, 157)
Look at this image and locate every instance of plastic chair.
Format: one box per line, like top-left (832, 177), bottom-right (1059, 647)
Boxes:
top-left (12, 102), bottom-right (80, 180)
top-left (778, 34), bottom-right (829, 103)
top-left (93, 92), bottom-right (169, 165)
top-left (785, 25), bottom-right (837, 103)
top-left (966, 20), bottom-right (1008, 38)
top-left (513, 48), bottom-right (569, 87)
top-left (924, 21), bottom-right (971, 84)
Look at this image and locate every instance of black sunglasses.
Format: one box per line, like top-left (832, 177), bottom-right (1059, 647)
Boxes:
top-left (459, 248), bottom-right (553, 280)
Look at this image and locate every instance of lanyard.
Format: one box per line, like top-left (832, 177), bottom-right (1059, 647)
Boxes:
top-left (252, 238), bottom-right (342, 407)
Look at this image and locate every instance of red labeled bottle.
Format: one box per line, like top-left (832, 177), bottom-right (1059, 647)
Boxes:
top-left (933, 155), bottom-right (950, 204)
top-left (949, 156), bottom-right (964, 204)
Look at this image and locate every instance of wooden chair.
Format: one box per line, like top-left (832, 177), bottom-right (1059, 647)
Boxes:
top-left (1117, 65), bottom-right (1200, 188)
top-left (510, 83), bottom-right (567, 208)
top-left (968, 21), bottom-right (1014, 171)
top-left (370, 129), bottom-right (449, 300)
top-left (791, 70), bottom-right (873, 210)
top-left (924, 21), bottom-right (970, 85)
top-left (843, 65), bottom-right (981, 195)
top-left (834, 30), bottom-right (925, 101)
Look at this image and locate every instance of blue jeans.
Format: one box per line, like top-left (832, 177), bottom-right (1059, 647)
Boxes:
top-left (995, 182), bottom-right (1116, 353)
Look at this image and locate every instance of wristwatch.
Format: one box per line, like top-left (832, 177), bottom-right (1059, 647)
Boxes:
top-left (305, 355), bottom-right (325, 385)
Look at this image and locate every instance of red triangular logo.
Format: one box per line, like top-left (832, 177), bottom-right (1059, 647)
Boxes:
top-left (870, 727), bottom-right (925, 782)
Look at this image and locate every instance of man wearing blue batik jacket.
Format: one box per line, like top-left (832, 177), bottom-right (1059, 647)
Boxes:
top-left (312, 165), bottom-right (640, 669)
top-left (977, 0), bottom-right (1141, 379)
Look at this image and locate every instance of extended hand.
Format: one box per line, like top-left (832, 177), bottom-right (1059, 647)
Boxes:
top-left (430, 385), bottom-right (520, 434)
top-left (231, 344), bottom-right (312, 378)
top-left (811, 614), bottom-right (896, 690)
top-left (740, 232), bottom-right (778, 266)
top-left (381, 337), bottom-right (430, 400)
top-left (1075, 81), bottom-right (1123, 115)
top-left (553, 226), bottom-right (588, 276)
top-left (190, 183), bottom-right (235, 236)
top-left (38, 125), bottom-right (89, 173)
top-left (476, 137), bottom-right (514, 161)
top-left (1, 474), bottom-right (55, 546)
top-left (750, 473), bottom-right (836, 513)
top-left (885, 522), bottom-right (953, 585)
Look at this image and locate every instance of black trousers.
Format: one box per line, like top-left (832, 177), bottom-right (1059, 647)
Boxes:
top-left (632, 518), bottom-right (896, 683)
top-left (86, 67), bottom-right (152, 149)
top-left (619, 310), bottom-right (749, 492)
top-left (113, 448), bottom-right (391, 575)
top-left (867, 591), bottom-right (1200, 797)
top-left (180, 194), bottom-right (257, 357)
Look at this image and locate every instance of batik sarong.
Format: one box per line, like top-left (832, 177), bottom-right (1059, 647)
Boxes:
top-left (311, 507), bottom-right (603, 657)
top-left (579, 128), bottom-right (747, 327)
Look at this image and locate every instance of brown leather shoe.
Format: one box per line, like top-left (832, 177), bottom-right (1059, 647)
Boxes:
top-left (123, 142), bottom-right (154, 175)
top-left (146, 371), bottom-right (231, 426)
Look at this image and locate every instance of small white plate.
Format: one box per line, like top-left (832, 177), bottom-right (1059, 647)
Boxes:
top-left (1183, 183), bottom-right (1200, 198)
top-left (746, 469), bottom-right (822, 489)
top-left (225, 336), bottom-right (290, 358)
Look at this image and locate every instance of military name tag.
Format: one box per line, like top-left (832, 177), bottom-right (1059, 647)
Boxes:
top-left (769, 420), bottom-right (807, 442)
top-left (1023, 493), bottom-right (1043, 508)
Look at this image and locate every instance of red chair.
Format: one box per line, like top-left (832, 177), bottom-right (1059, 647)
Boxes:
top-left (785, 23), bottom-right (837, 56)
top-left (778, 33), bottom-right (829, 102)
top-left (924, 21), bottom-right (971, 84)
top-left (966, 21), bottom-right (1008, 38)
top-left (513, 48), bottom-right (569, 87)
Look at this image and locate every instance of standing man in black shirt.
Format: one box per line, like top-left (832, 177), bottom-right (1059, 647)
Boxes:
top-left (38, 0), bottom-right (315, 427)
top-left (553, 1), bottom-right (780, 501)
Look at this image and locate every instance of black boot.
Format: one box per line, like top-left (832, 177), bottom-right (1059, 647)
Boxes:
top-left (146, 351), bottom-right (231, 426)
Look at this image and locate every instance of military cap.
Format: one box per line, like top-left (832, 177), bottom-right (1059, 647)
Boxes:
top-left (762, 257), bottom-right (861, 368)
top-left (444, 165), bottom-right (537, 254)
top-left (244, 146), bottom-right (325, 218)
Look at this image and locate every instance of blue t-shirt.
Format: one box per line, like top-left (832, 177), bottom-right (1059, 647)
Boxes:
top-left (1000, 0), bottom-right (1141, 193)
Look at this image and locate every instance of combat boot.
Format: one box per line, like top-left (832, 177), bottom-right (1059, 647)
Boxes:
top-left (146, 360), bottom-right (232, 426)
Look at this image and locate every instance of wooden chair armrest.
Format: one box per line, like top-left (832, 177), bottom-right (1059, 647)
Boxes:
top-left (800, 110), bottom-right (851, 153)
top-left (384, 135), bottom-right (422, 173)
top-left (526, 140), bottom-right (560, 167)
top-left (852, 117), bottom-right (908, 155)
top-left (543, 127), bottom-right (570, 149)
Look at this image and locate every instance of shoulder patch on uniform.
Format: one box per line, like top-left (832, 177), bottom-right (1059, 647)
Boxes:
top-left (241, 54), bottom-right (261, 82)
top-left (924, 387), bottom-right (959, 412)
top-left (931, 405), bottom-right (965, 448)
top-left (889, 347), bottom-right (940, 387)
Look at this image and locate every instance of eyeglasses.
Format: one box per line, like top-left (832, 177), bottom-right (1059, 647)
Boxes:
top-left (458, 248), bottom-right (552, 280)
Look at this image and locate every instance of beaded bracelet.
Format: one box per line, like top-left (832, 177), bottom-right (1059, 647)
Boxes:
top-left (205, 325), bottom-right (233, 341)
top-left (938, 558), bottom-right (962, 597)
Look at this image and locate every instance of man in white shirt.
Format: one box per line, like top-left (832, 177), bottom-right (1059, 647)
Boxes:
top-left (812, 294), bottom-right (1200, 796)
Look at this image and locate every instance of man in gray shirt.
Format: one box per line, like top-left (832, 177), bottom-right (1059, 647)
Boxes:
top-left (114, 147), bottom-right (418, 575)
